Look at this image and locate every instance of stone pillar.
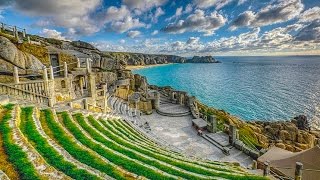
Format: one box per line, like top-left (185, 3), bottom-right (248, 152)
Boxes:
top-left (84, 98), bottom-right (88, 110)
top-left (88, 73), bottom-right (96, 100)
top-left (229, 125), bottom-right (237, 145)
top-left (23, 29), bottom-right (26, 38)
top-left (154, 91), bottom-right (160, 109)
top-left (48, 98), bottom-right (54, 107)
top-left (263, 161), bottom-right (270, 177)
top-left (13, 26), bottom-right (17, 35)
top-left (27, 36), bottom-right (31, 44)
top-left (43, 67), bottom-right (48, 82)
top-left (208, 115), bottom-right (217, 133)
top-left (295, 162), bottom-right (303, 180)
top-left (79, 77), bottom-right (84, 96)
top-left (64, 62), bottom-right (68, 78)
top-left (252, 160), bottom-right (257, 170)
top-left (48, 66), bottom-right (54, 80)
top-left (102, 83), bottom-right (108, 113)
top-left (77, 58), bottom-right (81, 68)
top-left (86, 58), bottom-right (91, 73)
top-left (13, 66), bottom-right (19, 84)
top-left (0, 23), bottom-right (4, 32)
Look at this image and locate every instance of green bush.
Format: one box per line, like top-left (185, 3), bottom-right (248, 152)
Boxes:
top-left (19, 107), bottom-right (99, 180)
top-left (0, 104), bottom-right (39, 180)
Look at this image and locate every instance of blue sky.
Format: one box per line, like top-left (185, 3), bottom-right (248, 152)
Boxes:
top-left (0, 0), bottom-right (319, 56)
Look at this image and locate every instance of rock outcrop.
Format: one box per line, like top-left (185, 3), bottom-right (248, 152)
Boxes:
top-left (0, 36), bottom-right (44, 72)
top-left (187, 56), bottom-right (220, 63)
top-left (103, 52), bottom-right (187, 65)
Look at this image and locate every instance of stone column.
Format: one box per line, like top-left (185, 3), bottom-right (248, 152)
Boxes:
top-left (49, 66), bottom-right (54, 80)
top-left (79, 77), bottom-right (84, 96)
top-left (84, 98), bottom-right (88, 110)
top-left (208, 115), bottom-right (217, 133)
top-left (252, 160), bottom-right (257, 170)
top-left (0, 23), bottom-right (4, 32)
top-left (27, 36), bottom-right (31, 44)
top-left (295, 162), bottom-right (303, 180)
top-left (13, 66), bottom-right (19, 84)
top-left (23, 29), bottom-right (26, 38)
top-left (64, 62), bottom-right (68, 78)
top-left (263, 161), bottom-right (270, 176)
top-left (86, 58), bottom-right (91, 73)
top-left (77, 58), bottom-right (81, 68)
top-left (13, 26), bottom-right (17, 36)
top-left (43, 67), bottom-right (48, 82)
top-left (229, 125), bottom-right (237, 145)
top-left (102, 83), bottom-right (108, 113)
top-left (88, 73), bottom-right (96, 100)
top-left (154, 91), bottom-right (160, 109)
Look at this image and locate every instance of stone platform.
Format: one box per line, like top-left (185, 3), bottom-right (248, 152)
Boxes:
top-left (156, 96), bottom-right (191, 117)
top-left (142, 109), bottom-right (253, 167)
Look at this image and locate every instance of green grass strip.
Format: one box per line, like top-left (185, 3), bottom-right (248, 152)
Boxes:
top-left (91, 117), bottom-right (263, 180)
top-left (71, 113), bottom-right (178, 180)
top-left (40, 109), bottom-right (126, 180)
top-left (19, 107), bottom-right (99, 180)
top-left (0, 104), bottom-right (40, 180)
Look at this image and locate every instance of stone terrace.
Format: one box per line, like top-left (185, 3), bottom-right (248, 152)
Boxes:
top-left (142, 110), bottom-right (254, 167)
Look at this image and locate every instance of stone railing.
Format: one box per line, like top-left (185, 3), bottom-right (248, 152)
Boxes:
top-left (9, 80), bottom-right (48, 97)
top-left (0, 83), bottom-right (50, 106)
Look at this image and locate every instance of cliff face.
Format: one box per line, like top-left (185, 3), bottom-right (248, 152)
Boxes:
top-left (188, 56), bottom-right (220, 63)
top-left (102, 52), bottom-right (187, 65)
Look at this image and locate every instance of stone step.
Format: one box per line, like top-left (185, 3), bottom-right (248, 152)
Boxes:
top-left (202, 134), bottom-right (230, 156)
top-left (206, 132), bottom-right (230, 147)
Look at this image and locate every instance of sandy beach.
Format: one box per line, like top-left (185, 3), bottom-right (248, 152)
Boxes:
top-left (126, 63), bottom-right (174, 70)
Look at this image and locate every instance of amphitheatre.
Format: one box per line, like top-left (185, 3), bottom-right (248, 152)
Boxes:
top-left (0, 23), bottom-right (319, 180)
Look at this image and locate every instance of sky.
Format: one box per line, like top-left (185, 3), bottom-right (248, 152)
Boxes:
top-left (0, 0), bottom-right (320, 56)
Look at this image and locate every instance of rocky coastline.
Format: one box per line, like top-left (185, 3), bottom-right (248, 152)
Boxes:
top-left (149, 85), bottom-right (320, 153)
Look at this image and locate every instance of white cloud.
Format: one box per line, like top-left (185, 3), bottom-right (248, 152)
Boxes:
top-left (184, 4), bottom-right (193, 14)
top-left (127, 30), bottom-right (141, 38)
top-left (123, 0), bottom-right (168, 13)
top-left (151, 7), bottom-right (165, 23)
top-left (14, 0), bottom-right (101, 35)
top-left (162, 9), bottom-right (227, 36)
top-left (40, 28), bottom-right (67, 40)
top-left (119, 39), bottom-right (126, 44)
top-left (165, 6), bottom-right (183, 22)
top-left (103, 5), bottom-right (131, 23)
top-left (193, 0), bottom-right (233, 10)
top-left (109, 16), bottom-right (145, 33)
top-left (299, 7), bottom-right (320, 22)
top-left (151, 30), bottom-right (159, 35)
top-left (187, 37), bottom-right (200, 44)
top-left (231, 0), bottom-right (304, 30)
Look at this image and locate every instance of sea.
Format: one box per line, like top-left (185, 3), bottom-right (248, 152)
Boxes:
top-left (133, 56), bottom-right (320, 123)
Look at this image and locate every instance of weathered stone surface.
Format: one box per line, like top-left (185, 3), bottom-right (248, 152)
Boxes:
top-left (0, 36), bottom-right (44, 71)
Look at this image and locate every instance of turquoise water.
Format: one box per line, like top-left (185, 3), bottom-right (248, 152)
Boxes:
top-left (133, 56), bottom-right (320, 121)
